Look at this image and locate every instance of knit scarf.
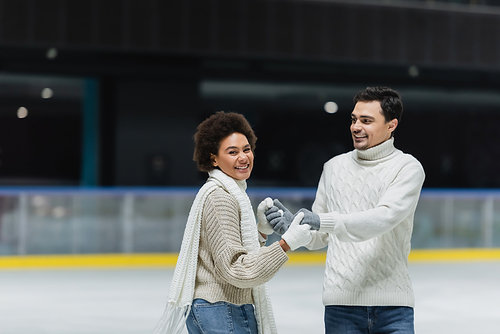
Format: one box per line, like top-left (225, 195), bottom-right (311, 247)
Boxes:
top-left (153, 168), bottom-right (277, 334)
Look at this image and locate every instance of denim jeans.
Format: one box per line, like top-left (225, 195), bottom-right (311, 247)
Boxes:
top-left (324, 305), bottom-right (414, 334)
top-left (186, 299), bottom-right (258, 334)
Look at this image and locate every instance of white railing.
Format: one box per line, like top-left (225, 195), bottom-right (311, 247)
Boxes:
top-left (0, 188), bottom-right (499, 255)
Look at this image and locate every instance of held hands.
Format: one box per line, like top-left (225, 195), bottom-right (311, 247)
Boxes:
top-left (265, 199), bottom-right (321, 235)
top-left (257, 197), bottom-right (275, 235)
top-left (281, 212), bottom-right (312, 251)
top-left (265, 199), bottom-right (294, 235)
top-left (296, 208), bottom-right (321, 231)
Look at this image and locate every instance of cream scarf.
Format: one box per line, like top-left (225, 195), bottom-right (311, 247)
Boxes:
top-left (153, 169), bottom-right (278, 334)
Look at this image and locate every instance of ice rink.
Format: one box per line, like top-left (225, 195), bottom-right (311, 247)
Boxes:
top-left (1, 262), bottom-right (499, 334)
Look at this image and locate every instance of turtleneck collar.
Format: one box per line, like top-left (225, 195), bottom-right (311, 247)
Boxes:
top-left (354, 137), bottom-right (395, 161)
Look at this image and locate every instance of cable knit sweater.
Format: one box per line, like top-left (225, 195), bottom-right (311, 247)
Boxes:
top-left (306, 138), bottom-right (425, 307)
top-left (193, 187), bottom-right (289, 306)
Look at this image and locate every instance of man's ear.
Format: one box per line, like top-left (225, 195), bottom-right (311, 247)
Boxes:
top-left (388, 119), bottom-right (398, 133)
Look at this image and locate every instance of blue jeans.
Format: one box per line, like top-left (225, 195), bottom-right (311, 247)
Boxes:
top-left (325, 306), bottom-right (414, 334)
top-left (186, 299), bottom-right (258, 334)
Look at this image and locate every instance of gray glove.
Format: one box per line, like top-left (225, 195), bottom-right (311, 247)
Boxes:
top-left (282, 212), bottom-right (312, 251)
top-left (296, 208), bottom-right (321, 231)
top-left (265, 199), bottom-right (293, 235)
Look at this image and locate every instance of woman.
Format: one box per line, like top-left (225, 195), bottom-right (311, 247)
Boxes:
top-left (154, 111), bottom-right (311, 334)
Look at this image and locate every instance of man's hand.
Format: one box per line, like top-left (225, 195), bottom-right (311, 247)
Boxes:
top-left (257, 197), bottom-right (274, 235)
top-left (265, 199), bottom-right (294, 235)
top-left (281, 212), bottom-right (312, 251)
top-left (296, 208), bottom-right (321, 230)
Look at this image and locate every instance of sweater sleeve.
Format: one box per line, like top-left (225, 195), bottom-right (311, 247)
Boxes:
top-left (317, 162), bottom-right (425, 242)
top-left (203, 189), bottom-right (289, 289)
top-left (304, 168), bottom-right (330, 250)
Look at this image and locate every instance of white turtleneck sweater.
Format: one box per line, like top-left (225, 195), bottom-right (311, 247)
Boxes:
top-left (306, 137), bottom-right (425, 308)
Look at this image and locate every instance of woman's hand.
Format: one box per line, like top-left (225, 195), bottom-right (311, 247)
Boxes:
top-left (281, 212), bottom-right (312, 251)
top-left (257, 197), bottom-right (275, 235)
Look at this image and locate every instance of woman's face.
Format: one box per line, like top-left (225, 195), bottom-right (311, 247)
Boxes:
top-left (212, 132), bottom-right (254, 180)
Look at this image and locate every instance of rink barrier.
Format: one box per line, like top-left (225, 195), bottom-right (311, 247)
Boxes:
top-left (408, 248), bottom-right (500, 262)
top-left (1, 249), bottom-right (500, 269)
top-left (2, 187), bottom-right (500, 254)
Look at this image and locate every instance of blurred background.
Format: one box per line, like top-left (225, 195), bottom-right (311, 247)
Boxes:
top-left (1, 0), bottom-right (500, 332)
top-left (1, 0), bottom-right (500, 254)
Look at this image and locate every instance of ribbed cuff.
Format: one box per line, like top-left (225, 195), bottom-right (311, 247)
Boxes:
top-left (318, 212), bottom-right (340, 233)
top-left (267, 240), bottom-right (289, 263)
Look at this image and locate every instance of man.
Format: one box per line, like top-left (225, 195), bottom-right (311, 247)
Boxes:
top-left (263, 86), bottom-right (425, 334)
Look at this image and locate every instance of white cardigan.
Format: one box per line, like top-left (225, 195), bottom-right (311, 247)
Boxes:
top-left (307, 138), bottom-right (425, 307)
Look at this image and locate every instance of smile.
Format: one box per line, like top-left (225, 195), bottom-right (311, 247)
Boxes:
top-left (235, 165), bottom-right (249, 170)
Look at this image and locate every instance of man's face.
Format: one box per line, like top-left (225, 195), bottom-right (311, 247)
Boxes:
top-left (350, 101), bottom-right (397, 150)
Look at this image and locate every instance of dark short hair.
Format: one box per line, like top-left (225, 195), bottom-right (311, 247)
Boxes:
top-left (353, 86), bottom-right (403, 123)
top-left (193, 111), bottom-right (257, 172)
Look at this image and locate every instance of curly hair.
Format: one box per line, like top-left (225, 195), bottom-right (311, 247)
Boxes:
top-left (353, 86), bottom-right (403, 123)
top-left (193, 111), bottom-right (257, 172)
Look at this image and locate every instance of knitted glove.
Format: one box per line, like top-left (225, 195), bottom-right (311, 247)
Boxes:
top-left (296, 208), bottom-right (321, 231)
top-left (281, 212), bottom-right (312, 251)
top-left (257, 197), bottom-right (274, 235)
top-left (265, 199), bottom-right (294, 235)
